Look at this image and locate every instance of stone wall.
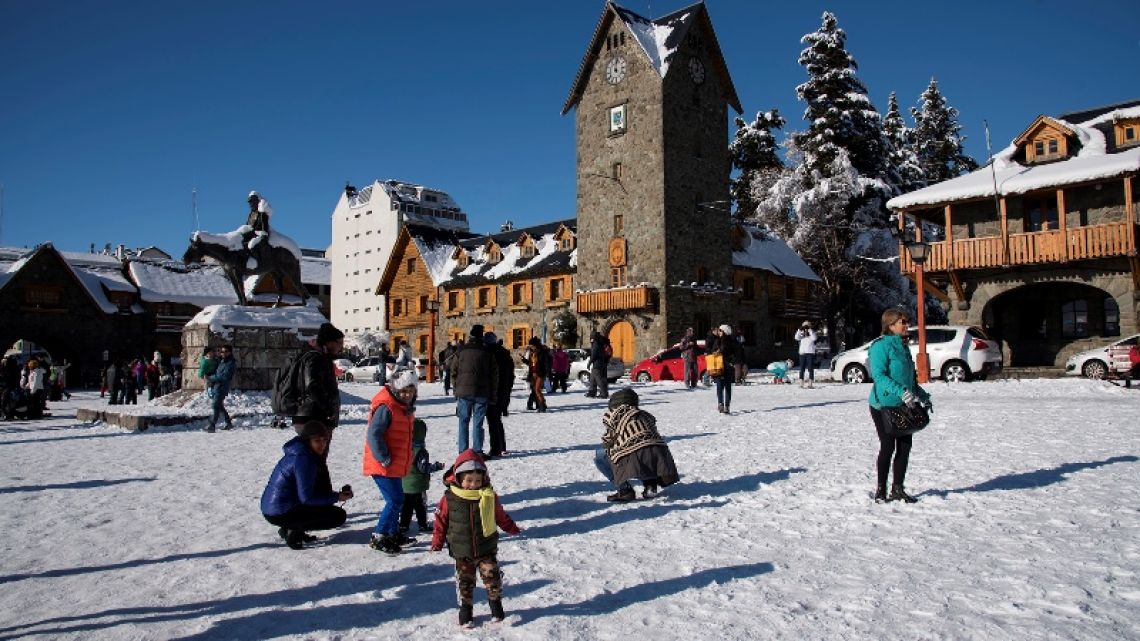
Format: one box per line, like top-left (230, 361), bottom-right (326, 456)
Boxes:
top-left (181, 323), bottom-right (318, 392)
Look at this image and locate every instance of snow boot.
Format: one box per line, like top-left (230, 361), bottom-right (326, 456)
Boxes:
top-left (642, 479), bottom-right (659, 498)
top-left (717, 403), bottom-right (724, 413)
top-left (369, 533), bottom-right (401, 555)
top-left (285, 529), bottom-right (305, 550)
top-left (393, 532), bottom-right (417, 546)
top-left (873, 486), bottom-right (887, 503)
top-left (458, 603), bottom-right (474, 628)
top-left (888, 484), bottom-right (917, 503)
top-left (489, 598), bottom-right (505, 622)
top-left (607, 487), bottom-right (637, 503)
top-left (279, 527), bottom-right (316, 543)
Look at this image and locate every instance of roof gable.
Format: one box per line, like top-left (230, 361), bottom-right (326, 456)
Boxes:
top-left (1013, 115), bottom-right (1075, 147)
top-left (0, 244), bottom-right (124, 315)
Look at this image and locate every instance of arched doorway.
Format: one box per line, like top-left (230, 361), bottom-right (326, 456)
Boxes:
top-left (984, 282), bottom-right (1120, 366)
top-left (607, 321), bottom-right (635, 364)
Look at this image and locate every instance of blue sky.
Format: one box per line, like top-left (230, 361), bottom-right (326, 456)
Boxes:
top-left (2, 0), bottom-right (1136, 255)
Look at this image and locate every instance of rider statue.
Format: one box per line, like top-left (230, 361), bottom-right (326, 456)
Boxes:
top-left (244, 191), bottom-right (273, 267)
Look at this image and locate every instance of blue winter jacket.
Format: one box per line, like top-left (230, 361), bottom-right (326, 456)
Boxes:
top-left (209, 356), bottom-right (236, 396)
top-left (260, 436), bottom-right (339, 516)
top-left (867, 334), bottom-right (930, 409)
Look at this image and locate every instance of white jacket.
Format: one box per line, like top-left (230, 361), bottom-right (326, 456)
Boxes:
top-left (794, 329), bottom-right (817, 355)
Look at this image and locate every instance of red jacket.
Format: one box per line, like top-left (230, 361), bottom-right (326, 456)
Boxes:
top-left (362, 386), bottom-right (414, 477)
top-left (431, 449), bottom-right (520, 552)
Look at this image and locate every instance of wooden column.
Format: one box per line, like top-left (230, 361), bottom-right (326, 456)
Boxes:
top-left (944, 204), bottom-right (953, 268)
top-left (1126, 175), bottom-right (1136, 249)
top-left (999, 197), bottom-right (1009, 265)
top-left (1056, 188), bottom-right (1068, 261)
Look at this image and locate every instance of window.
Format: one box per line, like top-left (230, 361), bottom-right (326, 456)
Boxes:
top-left (406, 258), bottom-right (416, 274)
top-left (447, 290), bottom-right (461, 311)
top-left (614, 213), bottom-right (624, 235)
top-left (559, 235), bottom-right (574, 251)
top-left (1034, 141), bottom-right (1044, 156)
top-left (419, 295), bottom-right (429, 313)
top-left (1127, 127), bottom-right (1136, 141)
top-left (697, 266), bottom-right (709, 284)
top-left (610, 266), bottom-right (626, 288)
top-left (1105, 297), bottom-right (1120, 336)
top-left (1061, 299), bottom-right (1088, 338)
top-left (24, 286), bottom-right (62, 306)
top-left (511, 325), bottom-right (530, 349)
top-left (1048, 139), bottom-right (1058, 154)
top-left (488, 246), bottom-right (502, 263)
top-left (418, 335), bottom-right (428, 354)
top-left (1024, 196), bottom-right (1059, 232)
top-left (742, 277), bottom-right (755, 301)
top-left (510, 282), bottom-right (527, 306)
top-left (521, 243), bottom-right (535, 259)
top-left (549, 277), bottom-right (564, 301)
top-left (609, 104), bottom-right (627, 134)
top-left (477, 287), bottom-right (493, 309)
top-left (457, 252), bottom-right (469, 268)
top-left (392, 300), bottom-right (404, 317)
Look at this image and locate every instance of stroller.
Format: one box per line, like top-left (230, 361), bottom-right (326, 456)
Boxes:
top-left (1, 388), bottom-right (36, 420)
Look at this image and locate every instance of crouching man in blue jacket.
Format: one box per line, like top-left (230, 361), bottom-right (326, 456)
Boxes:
top-left (260, 421), bottom-right (354, 549)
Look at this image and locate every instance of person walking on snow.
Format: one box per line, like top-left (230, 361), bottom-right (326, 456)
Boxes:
top-left (205, 345), bottom-right (235, 432)
top-left (795, 321), bottom-right (818, 388)
top-left (680, 327), bottom-right (699, 388)
top-left (363, 369), bottom-right (419, 555)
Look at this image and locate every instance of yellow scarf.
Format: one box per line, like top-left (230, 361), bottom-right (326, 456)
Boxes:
top-left (451, 486), bottom-right (497, 537)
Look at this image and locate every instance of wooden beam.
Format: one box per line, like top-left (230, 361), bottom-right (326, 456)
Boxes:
top-left (999, 197), bottom-right (1009, 265)
top-left (948, 270), bottom-right (966, 306)
top-left (904, 272), bottom-right (950, 303)
top-left (944, 204), bottom-right (953, 269)
top-left (1056, 188), bottom-right (1068, 261)
top-left (1126, 175), bottom-right (1136, 254)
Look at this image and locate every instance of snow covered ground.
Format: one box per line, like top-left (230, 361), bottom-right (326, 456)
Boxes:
top-left (2, 376), bottom-right (1139, 640)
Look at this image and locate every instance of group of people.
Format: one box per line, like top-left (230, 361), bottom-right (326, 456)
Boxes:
top-left (104, 353), bottom-right (179, 405)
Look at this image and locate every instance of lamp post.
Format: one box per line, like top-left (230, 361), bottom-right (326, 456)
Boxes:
top-left (905, 239), bottom-right (932, 384)
top-left (426, 299), bottom-right (440, 383)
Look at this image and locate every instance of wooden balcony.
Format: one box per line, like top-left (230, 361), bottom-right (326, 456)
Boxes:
top-left (900, 222), bottom-right (1139, 273)
top-left (576, 286), bottom-right (657, 314)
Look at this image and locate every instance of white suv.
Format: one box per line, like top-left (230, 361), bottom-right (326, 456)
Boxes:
top-left (829, 325), bottom-right (1002, 383)
top-left (1064, 334), bottom-right (1140, 379)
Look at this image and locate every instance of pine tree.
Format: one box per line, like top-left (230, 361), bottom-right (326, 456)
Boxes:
top-left (883, 91), bottom-right (925, 193)
top-left (730, 109), bottom-right (785, 224)
top-left (910, 78), bottom-right (978, 185)
top-left (757, 12), bottom-right (902, 347)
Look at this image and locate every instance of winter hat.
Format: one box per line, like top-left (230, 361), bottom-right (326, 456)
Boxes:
top-left (719, 324), bottom-right (733, 335)
top-left (455, 458), bottom-right (488, 477)
top-left (483, 332), bottom-right (498, 346)
top-left (298, 420), bottom-right (330, 441)
top-left (391, 369), bottom-right (418, 391)
top-left (802, 320), bottom-right (812, 328)
top-left (412, 419), bottom-right (427, 444)
top-left (317, 322), bottom-right (345, 344)
top-left (608, 387), bottom-right (639, 410)
top-left (470, 324), bottom-right (485, 339)
top-left (528, 336), bottom-right (541, 346)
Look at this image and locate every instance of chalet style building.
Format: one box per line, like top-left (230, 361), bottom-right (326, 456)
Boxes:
top-left (375, 2), bottom-right (823, 366)
top-left (887, 100), bottom-right (1140, 367)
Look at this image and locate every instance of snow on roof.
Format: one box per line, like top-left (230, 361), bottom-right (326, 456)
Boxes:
top-left (612, 3), bottom-right (694, 79)
top-left (69, 267), bottom-right (123, 314)
top-left (128, 258), bottom-right (239, 306)
top-left (443, 220), bottom-right (576, 287)
top-left (732, 227), bottom-right (821, 281)
top-left (300, 256), bottom-right (330, 286)
top-left (889, 105), bottom-right (1140, 209)
top-left (186, 304), bottom-right (328, 338)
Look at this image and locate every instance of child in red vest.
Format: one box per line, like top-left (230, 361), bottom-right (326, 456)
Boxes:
top-left (431, 450), bottom-right (521, 628)
top-left (363, 370), bottom-right (419, 555)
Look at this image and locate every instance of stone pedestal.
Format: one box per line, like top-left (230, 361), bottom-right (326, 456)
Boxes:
top-left (181, 305), bottom-right (329, 391)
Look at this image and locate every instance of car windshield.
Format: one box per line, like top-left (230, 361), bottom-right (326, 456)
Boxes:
top-left (966, 326), bottom-right (991, 340)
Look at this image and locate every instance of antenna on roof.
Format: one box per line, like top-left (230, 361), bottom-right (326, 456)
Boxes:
top-left (192, 187), bottom-right (200, 232)
top-left (500, 220), bottom-right (514, 232)
top-left (983, 120), bottom-right (1002, 220)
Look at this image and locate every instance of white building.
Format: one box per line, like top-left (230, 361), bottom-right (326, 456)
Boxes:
top-left (328, 179), bottom-right (469, 335)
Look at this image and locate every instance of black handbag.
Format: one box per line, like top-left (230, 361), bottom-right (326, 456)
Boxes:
top-left (882, 403), bottom-right (930, 436)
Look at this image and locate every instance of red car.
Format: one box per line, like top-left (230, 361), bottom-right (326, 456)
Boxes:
top-left (629, 341), bottom-right (707, 383)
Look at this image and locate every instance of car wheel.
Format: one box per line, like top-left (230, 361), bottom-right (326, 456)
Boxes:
top-left (1082, 359), bottom-right (1108, 380)
top-left (344, 373), bottom-right (354, 382)
top-left (942, 360), bottom-right (970, 383)
top-left (635, 371), bottom-right (653, 383)
top-left (842, 364), bottom-right (868, 384)
top-left (578, 371), bottom-right (592, 384)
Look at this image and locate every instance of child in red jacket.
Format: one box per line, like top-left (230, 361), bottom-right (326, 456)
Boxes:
top-left (431, 449), bottom-right (520, 628)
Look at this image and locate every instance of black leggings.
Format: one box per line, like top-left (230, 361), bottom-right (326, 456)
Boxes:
top-left (870, 407), bottom-right (912, 488)
top-left (264, 504), bottom-right (346, 533)
top-left (399, 491), bottom-right (428, 530)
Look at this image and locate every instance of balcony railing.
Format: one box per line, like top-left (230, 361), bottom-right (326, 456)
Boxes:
top-left (576, 286), bottom-right (656, 313)
top-left (901, 222), bottom-right (1137, 273)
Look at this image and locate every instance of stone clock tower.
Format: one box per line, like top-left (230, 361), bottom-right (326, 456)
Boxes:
top-left (562, 2), bottom-right (743, 362)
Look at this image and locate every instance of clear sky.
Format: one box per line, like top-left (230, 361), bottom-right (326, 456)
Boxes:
top-left (2, 0), bottom-right (1136, 256)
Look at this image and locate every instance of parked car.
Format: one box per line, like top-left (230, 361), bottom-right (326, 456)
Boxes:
top-left (829, 325), bottom-right (1002, 384)
top-left (344, 356), bottom-right (387, 383)
top-left (333, 358), bottom-right (354, 382)
top-left (1064, 334), bottom-right (1140, 379)
top-left (629, 341), bottom-right (707, 383)
top-left (513, 348), bottom-right (625, 384)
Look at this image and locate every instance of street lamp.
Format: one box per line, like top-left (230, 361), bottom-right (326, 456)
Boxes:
top-left (905, 239), bottom-right (932, 384)
top-left (425, 299), bottom-right (440, 383)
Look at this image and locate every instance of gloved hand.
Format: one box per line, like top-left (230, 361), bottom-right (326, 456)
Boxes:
top-left (901, 390), bottom-right (918, 407)
top-left (922, 399), bottom-right (933, 414)
top-left (431, 461), bottom-right (445, 472)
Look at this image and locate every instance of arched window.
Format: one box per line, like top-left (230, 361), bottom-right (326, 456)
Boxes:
top-left (1061, 299), bottom-right (1088, 338)
top-left (1104, 297), bottom-right (1120, 337)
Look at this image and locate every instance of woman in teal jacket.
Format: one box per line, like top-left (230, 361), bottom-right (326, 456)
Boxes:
top-left (867, 309), bottom-right (931, 503)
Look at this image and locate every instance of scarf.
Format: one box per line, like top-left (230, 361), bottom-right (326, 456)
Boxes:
top-left (451, 486), bottom-right (497, 537)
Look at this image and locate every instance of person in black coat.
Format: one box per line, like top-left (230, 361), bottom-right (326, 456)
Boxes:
top-left (291, 323), bottom-right (345, 435)
top-left (449, 325), bottom-right (499, 454)
top-left (711, 325), bottom-right (741, 414)
top-left (484, 334), bottom-right (516, 457)
top-left (586, 331), bottom-right (610, 399)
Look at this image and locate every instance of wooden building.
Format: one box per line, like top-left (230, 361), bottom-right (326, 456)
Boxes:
top-left (887, 100), bottom-right (1140, 367)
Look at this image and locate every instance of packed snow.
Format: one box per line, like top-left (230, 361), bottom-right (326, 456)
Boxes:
top-left (2, 376), bottom-right (1139, 640)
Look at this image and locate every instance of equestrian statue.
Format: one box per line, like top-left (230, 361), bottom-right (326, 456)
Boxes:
top-left (182, 191), bottom-right (307, 307)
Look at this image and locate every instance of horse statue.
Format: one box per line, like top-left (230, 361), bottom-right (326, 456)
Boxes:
top-left (183, 226), bottom-right (307, 307)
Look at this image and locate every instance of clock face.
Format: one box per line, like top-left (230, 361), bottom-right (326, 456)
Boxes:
top-left (688, 57), bottom-right (705, 85)
top-left (605, 56), bottom-right (627, 84)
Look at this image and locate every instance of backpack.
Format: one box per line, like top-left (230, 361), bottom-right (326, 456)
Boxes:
top-left (271, 350), bottom-right (309, 416)
top-left (538, 347), bottom-right (553, 377)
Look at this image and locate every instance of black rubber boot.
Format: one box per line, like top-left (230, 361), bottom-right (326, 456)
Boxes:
top-left (458, 603), bottom-right (474, 628)
top-left (607, 487), bottom-right (637, 502)
top-left (489, 598), bottom-right (505, 622)
top-left (873, 486), bottom-right (887, 503)
top-left (888, 484), bottom-right (917, 503)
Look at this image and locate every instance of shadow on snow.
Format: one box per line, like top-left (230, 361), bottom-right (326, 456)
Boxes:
top-left (921, 455), bottom-right (1139, 498)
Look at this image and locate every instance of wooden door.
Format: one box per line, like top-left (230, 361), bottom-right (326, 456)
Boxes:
top-left (608, 321), bottom-right (635, 364)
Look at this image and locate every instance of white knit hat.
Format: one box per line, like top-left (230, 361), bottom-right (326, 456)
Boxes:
top-left (719, 324), bottom-right (733, 335)
top-left (391, 369), bottom-right (418, 390)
